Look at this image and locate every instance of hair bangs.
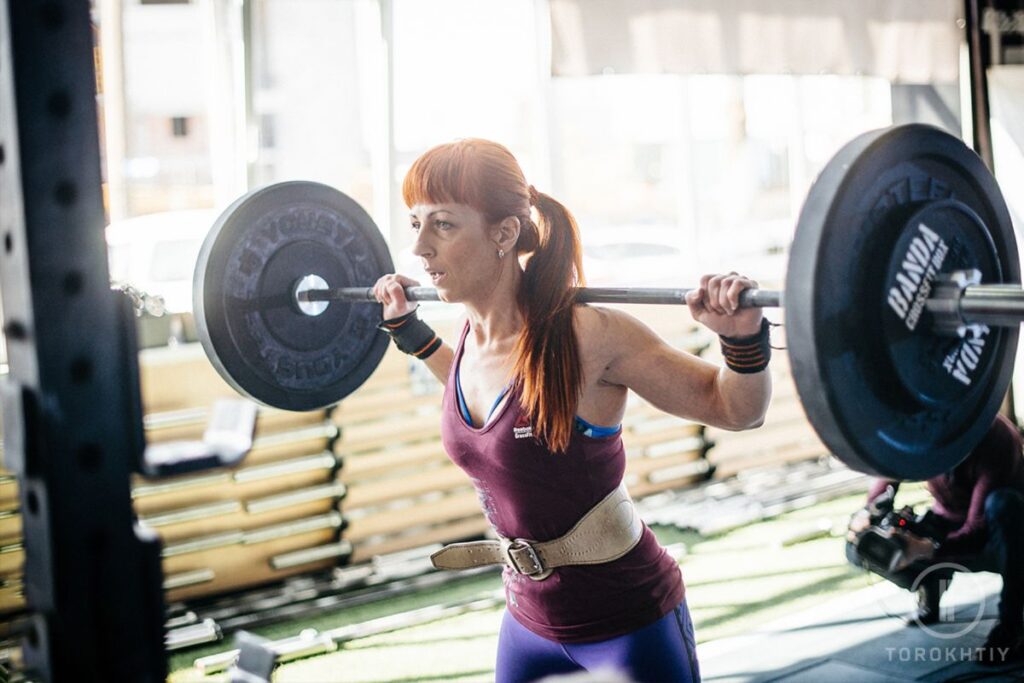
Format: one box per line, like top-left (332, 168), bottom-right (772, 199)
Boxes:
top-left (402, 142), bottom-right (481, 210)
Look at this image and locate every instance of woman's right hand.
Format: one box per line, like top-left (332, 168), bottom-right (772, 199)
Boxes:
top-left (372, 273), bottom-right (421, 320)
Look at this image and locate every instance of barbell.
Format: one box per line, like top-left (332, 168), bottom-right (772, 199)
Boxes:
top-left (192, 124), bottom-right (1021, 481)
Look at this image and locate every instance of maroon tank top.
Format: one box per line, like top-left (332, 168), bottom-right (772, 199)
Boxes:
top-left (441, 322), bottom-right (684, 643)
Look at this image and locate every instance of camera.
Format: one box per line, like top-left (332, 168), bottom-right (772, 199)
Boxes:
top-left (848, 487), bottom-right (942, 582)
top-left (853, 507), bottom-right (927, 573)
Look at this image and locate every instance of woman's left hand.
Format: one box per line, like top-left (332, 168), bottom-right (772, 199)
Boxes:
top-left (685, 272), bottom-right (763, 338)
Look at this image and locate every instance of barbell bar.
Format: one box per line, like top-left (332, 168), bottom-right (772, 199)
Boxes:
top-left (193, 123), bottom-right (1020, 480)
top-left (296, 286), bottom-right (783, 308)
top-left (296, 282), bottom-right (1024, 332)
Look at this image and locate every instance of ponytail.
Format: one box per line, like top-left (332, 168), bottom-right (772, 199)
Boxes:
top-left (511, 190), bottom-right (586, 453)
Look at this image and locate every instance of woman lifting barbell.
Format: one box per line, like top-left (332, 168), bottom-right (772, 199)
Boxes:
top-left (371, 138), bottom-right (772, 683)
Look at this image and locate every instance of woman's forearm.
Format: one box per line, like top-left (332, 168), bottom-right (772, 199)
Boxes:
top-left (422, 343), bottom-right (455, 384)
top-left (715, 367), bottom-right (771, 430)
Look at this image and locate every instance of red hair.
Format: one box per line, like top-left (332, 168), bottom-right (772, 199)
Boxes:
top-left (403, 139), bottom-right (586, 453)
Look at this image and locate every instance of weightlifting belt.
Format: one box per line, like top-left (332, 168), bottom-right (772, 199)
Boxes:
top-left (430, 482), bottom-right (643, 581)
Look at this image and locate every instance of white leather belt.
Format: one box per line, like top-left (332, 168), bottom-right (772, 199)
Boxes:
top-left (430, 482), bottom-right (644, 581)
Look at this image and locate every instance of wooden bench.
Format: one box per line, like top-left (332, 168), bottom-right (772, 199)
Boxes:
top-left (160, 511), bottom-right (347, 600)
top-left (136, 346), bottom-right (347, 601)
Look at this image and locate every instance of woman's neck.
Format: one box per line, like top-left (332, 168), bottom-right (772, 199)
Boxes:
top-left (463, 262), bottom-right (524, 351)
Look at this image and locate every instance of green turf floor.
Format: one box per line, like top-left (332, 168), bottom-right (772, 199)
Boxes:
top-left (168, 484), bottom-right (931, 682)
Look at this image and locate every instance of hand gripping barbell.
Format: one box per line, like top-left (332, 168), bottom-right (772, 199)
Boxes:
top-left (192, 124), bottom-right (1020, 480)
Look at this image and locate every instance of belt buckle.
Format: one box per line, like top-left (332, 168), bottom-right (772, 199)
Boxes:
top-left (504, 538), bottom-right (544, 577)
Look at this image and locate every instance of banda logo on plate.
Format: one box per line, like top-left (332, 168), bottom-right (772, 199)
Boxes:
top-left (887, 223), bottom-right (949, 332)
top-left (887, 222), bottom-right (990, 387)
top-left (943, 325), bottom-right (990, 386)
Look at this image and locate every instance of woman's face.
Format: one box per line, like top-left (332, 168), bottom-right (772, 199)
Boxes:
top-left (409, 201), bottom-right (499, 303)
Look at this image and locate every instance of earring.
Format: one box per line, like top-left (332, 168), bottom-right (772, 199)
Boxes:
top-left (498, 249), bottom-right (505, 259)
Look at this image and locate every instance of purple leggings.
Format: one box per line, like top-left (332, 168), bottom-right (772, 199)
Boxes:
top-left (495, 601), bottom-right (700, 683)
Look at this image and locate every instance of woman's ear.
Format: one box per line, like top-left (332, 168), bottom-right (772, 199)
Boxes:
top-left (494, 215), bottom-right (521, 253)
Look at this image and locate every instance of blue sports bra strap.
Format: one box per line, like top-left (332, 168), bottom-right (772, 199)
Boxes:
top-left (574, 415), bottom-right (622, 437)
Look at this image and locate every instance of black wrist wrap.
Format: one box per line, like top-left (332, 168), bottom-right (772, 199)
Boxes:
top-left (377, 309), bottom-right (442, 359)
top-left (719, 318), bottom-right (771, 374)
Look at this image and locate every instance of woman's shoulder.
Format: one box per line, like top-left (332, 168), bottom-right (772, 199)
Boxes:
top-left (573, 303), bottom-right (613, 337)
top-left (573, 304), bottom-right (653, 338)
top-left (573, 305), bottom-right (653, 359)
